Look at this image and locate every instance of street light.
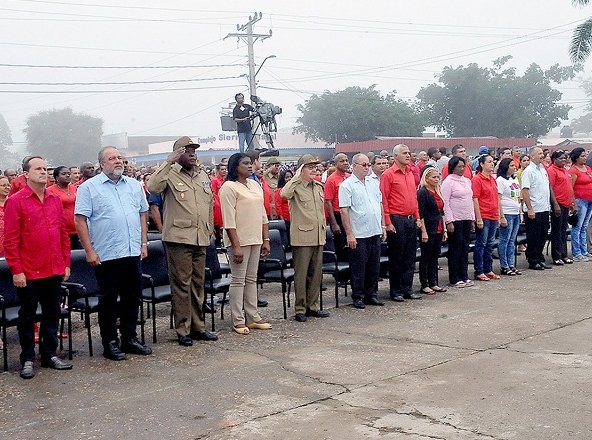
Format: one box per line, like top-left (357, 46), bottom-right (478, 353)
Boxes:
top-left (254, 55), bottom-right (276, 78)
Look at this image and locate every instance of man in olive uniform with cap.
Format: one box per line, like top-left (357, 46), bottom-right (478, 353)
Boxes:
top-left (281, 154), bottom-right (330, 322)
top-left (264, 157), bottom-right (281, 219)
top-left (147, 136), bottom-right (218, 346)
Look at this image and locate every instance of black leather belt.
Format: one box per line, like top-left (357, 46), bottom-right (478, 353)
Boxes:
top-left (392, 214), bottom-right (415, 220)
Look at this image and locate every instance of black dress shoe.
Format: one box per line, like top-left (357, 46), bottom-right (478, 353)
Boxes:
top-left (257, 299), bottom-right (268, 308)
top-left (178, 335), bottom-right (193, 347)
top-left (20, 361), bottom-right (35, 379)
top-left (352, 300), bottom-right (366, 309)
top-left (121, 338), bottom-right (152, 356)
top-left (364, 297), bottom-right (385, 306)
top-left (295, 313), bottom-right (307, 322)
top-left (529, 263), bottom-right (544, 271)
top-left (390, 295), bottom-right (405, 302)
top-left (305, 309), bottom-right (330, 318)
top-left (540, 263), bottom-right (553, 269)
top-left (190, 330), bottom-right (218, 341)
top-left (404, 293), bottom-right (422, 300)
top-left (41, 356), bottom-right (73, 370)
top-left (103, 340), bottom-right (127, 361)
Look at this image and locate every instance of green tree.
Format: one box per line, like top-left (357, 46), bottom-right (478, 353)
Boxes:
top-left (0, 113), bottom-right (19, 170)
top-left (570, 0), bottom-right (592, 63)
top-left (24, 108), bottom-right (103, 166)
top-left (416, 57), bottom-right (575, 138)
top-left (294, 85), bottom-right (425, 144)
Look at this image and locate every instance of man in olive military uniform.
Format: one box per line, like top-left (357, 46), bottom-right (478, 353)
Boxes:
top-left (280, 154), bottom-right (330, 322)
top-left (147, 136), bottom-right (218, 346)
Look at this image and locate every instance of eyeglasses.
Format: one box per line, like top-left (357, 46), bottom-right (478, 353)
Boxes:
top-left (355, 162), bottom-right (371, 167)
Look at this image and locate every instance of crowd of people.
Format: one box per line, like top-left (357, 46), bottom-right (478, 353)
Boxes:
top-left (1, 138), bottom-right (590, 380)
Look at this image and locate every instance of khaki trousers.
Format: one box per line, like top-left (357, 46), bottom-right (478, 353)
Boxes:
top-left (164, 242), bottom-right (206, 336)
top-left (229, 245), bottom-right (263, 327)
top-left (292, 245), bottom-right (323, 314)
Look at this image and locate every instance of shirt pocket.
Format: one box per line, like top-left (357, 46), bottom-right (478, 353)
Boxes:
top-left (297, 192), bottom-right (312, 209)
top-left (170, 180), bottom-right (190, 203)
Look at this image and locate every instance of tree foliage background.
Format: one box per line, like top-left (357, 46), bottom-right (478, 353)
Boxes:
top-left (0, 113), bottom-right (19, 170)
top-left (294, 85), bottom-right (425, 144)
top-left (24, 108), bottom-right (103, 166)
top-left (416, 56), bottom-right (575, 138)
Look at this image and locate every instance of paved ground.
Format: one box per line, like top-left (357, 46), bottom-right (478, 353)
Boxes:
top-left (2, 257), bottom-right (592, 440)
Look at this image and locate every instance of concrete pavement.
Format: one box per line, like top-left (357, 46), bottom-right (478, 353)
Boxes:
top-left (2, 258), bottom-right (592, 439)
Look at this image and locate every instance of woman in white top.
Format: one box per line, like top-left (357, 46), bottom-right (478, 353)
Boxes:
top-left (496, 158), bottom-right (522, 275)
top-left (219, 153), bottom-right (272, 335)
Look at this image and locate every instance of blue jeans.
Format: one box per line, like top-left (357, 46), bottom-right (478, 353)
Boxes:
top-left (474, 219), bottom-right (498, 275)
top-left (498, 214), bottom-right (520, 269)
top-left (238, 130), bottom-right (255, 153)
top-left (572, 198), bottom-right (592, 257)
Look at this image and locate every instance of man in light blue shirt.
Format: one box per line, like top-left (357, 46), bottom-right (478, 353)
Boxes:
top-left (75, 146), bottom-right (152, 361)
top-left (339, 153), bottom-right (387, 309)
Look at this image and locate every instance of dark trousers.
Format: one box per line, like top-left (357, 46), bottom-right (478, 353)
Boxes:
top-left (525, 211), bottom-right (550, 266)
top-left (332, 211), bottom-right (349, 262)
top-left (94, 256), bottom-right (142, 348)
top-left (387, 215), bottom-right (417, 297)
top-left (17, 276), bottom-right (62, 364)
top-left (550, 206), bottom-right (569, 261)
top-left (349, 235), bottom-right (381, 301)
top-left (447, 220), bottom-right (472, 284)
top-left (164, 242), bottom-right (206, 336)
top-left (419, 233), bottom-right (443, 289)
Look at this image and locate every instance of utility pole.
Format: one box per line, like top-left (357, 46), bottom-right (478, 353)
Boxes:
top-left (224, 12), bottom-right (272, 149)
top-left (225, 11), bottom-right (272, 100)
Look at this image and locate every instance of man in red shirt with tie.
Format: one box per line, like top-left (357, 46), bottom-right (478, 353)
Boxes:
top-left (4, 156), bottom-right (72, 379)
top-left (380, 144), bottom-right (422, 301)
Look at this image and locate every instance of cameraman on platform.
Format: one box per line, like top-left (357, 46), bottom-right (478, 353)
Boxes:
top-left (233, 93), bottom-right (255, 152)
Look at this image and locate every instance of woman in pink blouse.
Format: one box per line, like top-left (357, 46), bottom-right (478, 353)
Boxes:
top-left (441, 157), bottom-right (475, 288)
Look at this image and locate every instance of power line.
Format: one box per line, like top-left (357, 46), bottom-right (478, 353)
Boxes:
top-left (0, 62), bottom-right (245, 69)
top-left (0, 75), bottom-right (245, 86)
top-left (0, 83), bottom-right (245, 94)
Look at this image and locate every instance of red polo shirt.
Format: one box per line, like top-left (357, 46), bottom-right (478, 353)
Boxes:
top-left (4, 185), bottom-right (70, 280)
top-left (275, 188), bottom-right (290, 221)
top-left (472, 173), bottom-right (499, 221)
top-left (47, 183), bottom-right (77, 235)
top-left (380, 164), bottom-right (419, 225)
top-left (324, 170), bottom-right (349, 213)
top-left (210, 175), bottom-right (224, 196)
top-left (570, 165), bottom-right (592, 201)
top-left (547, 164), bottom-right (574, 207)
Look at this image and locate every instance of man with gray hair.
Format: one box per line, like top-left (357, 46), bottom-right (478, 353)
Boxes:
top-left (75, 146), bottom-right (152, 361)
top-left (339, 153), bottom-right (386, 308)
top-left (380, 144), bottom-right (422, 301)
top-left (521, 146), bottom-right (552, 270)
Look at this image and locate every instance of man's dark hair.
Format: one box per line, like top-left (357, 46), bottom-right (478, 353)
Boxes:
top-left (215, 163), bottom-right (227, 171)
top-left (451, 144), bottom-right (464, 155)
top-left (427, 147), bottom-right (438, 159)
top-left (226, 153), bottom-right (249, 182)
top-left (235, 93), bottom-right (244, 101)
top-left (447, 156), bottom-right (466, 175)
top-left (371, 154), bottom-right (387, 165)
top-left (245, 150), bottom-right (260, 163)
top-left (438, 147), bottom-right (447, 155)
top-left (23, 156), bottom-right (43, 172)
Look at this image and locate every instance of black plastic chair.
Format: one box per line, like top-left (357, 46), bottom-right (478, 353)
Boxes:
top-left (1, 260), bottom-right (72, 371)
top-left (258, 229), bottom-right (294, 319)
top-left (140, 240), bottom-right (172, 343)
top-left (322, 229), bottom-right (350, 308)
top-left (205, 239), bottom-right (231, 331)
top-left (268, 219), bottom-right (292, 265)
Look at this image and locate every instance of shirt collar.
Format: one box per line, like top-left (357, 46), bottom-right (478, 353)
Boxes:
top-left (99, 172), bottom-right (128, 185)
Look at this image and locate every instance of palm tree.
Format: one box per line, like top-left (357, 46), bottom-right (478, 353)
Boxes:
top-left (571, 0), bottom-right (592, 63)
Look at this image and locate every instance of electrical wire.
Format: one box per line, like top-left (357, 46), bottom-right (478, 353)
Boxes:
top-left (0, 75), bottom-right (245, 86)
top-left (0, 62), bottom-right (246, 69)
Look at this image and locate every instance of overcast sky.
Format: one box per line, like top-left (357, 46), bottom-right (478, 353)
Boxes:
top-left (1, 0), bottom-right (591, 146)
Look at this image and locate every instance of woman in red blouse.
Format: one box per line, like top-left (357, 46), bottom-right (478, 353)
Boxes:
top-left (569, 148), bottom-right (592, 261)
top-left (0, 175), bottom-right (9, 258)
top-left (47, 166), bottom-right (78, 248)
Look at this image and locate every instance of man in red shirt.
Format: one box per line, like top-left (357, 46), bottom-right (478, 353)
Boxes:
top-left (441, 144), bottom-right (473, 180)
top-left (4, 156), bottom-right (72, 379)
top-left (324, 153), bottom-right (350, 261)
top-left (380, 144), bottom-right (422, 301)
